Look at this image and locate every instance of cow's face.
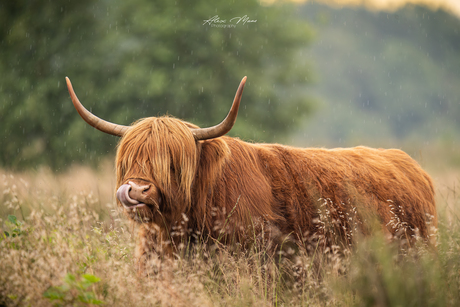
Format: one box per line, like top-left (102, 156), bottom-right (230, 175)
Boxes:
top-left (115, 117), bottom-right (198, 224)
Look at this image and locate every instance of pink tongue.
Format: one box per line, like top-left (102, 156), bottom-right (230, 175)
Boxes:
top-left (117, 184), bottom-right (140, 207)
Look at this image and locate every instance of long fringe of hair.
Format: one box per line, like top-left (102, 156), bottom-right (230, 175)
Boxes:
top-left (116, 116), bottom-right (198, 212)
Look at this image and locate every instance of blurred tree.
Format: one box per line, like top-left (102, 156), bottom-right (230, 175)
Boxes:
top-left (0, 0), bottom-right (113, 170)
top-left (297, 3), bottom-right (460, 146)
top-left (0, 0), bottom-right (313, 170)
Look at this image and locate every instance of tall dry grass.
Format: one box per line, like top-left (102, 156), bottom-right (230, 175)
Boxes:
top-left (1, 162), bottom-right (460, 306)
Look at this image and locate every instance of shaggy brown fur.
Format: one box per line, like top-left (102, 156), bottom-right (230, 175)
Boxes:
top-left (115, 116), bottom-right (437, 268)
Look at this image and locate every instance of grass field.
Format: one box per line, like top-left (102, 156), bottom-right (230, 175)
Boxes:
top-left (1, 157), bottom-right (460, 306)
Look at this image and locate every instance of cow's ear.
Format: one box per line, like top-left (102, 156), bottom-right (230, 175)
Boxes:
top-left (197, 138), bottom-right (230, 170)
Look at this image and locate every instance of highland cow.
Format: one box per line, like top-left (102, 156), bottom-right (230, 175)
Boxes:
top-left (66, 76), bottom-right (436, 268)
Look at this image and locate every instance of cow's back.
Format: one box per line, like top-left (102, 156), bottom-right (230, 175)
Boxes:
top-left (252, 143), bottom-right (436, 241)
top-left (197, 138), bottom-right (436, 244)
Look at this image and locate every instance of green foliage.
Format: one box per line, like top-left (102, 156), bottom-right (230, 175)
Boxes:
top-left (0, 0), bottom-right (313, 170)
top-left (2, 214), bottom-right (25, 239)
top-left (298, 3), bottom-right (460, 146)
top-left (0, 0), bottom-right (106, 170)
top-left (43, 273), bottom-right (104, 306)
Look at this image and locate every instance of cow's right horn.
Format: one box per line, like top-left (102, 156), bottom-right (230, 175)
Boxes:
top-left (191, 76), bottom-right (247, 141)
top-left (66, 77), bottom-right (129, 137)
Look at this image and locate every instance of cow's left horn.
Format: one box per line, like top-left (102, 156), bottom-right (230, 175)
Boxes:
top-left (191, 76), bottom-right (247, 141)
top-left (65, 77), bottom-right (129, 137)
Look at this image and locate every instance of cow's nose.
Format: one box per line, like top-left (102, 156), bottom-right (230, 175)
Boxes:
top-left (127, 181), bottom-right (151, 200)
top-left (117, 184), bottom-right (139, 207)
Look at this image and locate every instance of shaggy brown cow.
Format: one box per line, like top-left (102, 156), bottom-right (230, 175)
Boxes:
top-left (66, 76), bottom-right (436, 267)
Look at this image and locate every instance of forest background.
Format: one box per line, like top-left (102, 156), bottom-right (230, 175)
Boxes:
top-left (1, 0), bottom-right (459, 174)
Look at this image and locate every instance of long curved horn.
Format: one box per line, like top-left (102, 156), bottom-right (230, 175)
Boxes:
top-left (65, 77), bottom-right (129, 137)
top-left (191, 76), bottom-right (247, 141)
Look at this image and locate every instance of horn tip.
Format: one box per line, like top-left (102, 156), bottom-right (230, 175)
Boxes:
top-left (65, 77), bottom-right (72, 87)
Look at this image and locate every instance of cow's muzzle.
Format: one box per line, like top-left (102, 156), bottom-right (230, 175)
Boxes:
top-left (116, 181), bottom-right (150, 209)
